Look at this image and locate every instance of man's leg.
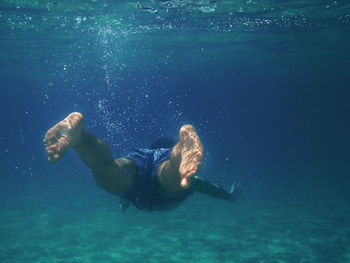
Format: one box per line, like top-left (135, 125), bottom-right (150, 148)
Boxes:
top-left (156, 125), bottom-right (203, 194)
top-left (43, 112), bottom-right (137, 194)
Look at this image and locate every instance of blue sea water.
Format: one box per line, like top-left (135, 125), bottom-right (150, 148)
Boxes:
top-left (1, 0), bottom-right (350, 262)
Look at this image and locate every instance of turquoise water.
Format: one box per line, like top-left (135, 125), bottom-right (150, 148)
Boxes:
top-left (1, 0), bottom-right (350, 262)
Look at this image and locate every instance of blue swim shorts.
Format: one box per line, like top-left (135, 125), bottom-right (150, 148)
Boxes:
top-left (119, 148), bottom-right (194, 212)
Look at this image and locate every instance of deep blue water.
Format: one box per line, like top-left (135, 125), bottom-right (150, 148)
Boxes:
top-left (1, 1), bottom-right (350, 262)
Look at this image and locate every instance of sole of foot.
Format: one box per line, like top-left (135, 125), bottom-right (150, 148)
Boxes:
top-left (178, 124), bottom-right (203, 188)
top-left (43, 112), bottom-right (84, 162)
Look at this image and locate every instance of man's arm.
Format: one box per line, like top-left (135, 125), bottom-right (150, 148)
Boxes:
top-left (193, 176), bottom-right (241, 201)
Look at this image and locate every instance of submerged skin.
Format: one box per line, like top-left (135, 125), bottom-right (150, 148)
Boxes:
top-left (43, 112), bottom-right (203, 195)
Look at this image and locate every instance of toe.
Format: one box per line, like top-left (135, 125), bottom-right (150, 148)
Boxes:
top-left (180, 177), bottom-right (191, 189)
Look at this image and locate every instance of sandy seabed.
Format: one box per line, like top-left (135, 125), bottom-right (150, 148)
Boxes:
top-left (1, 192), bottom-right (349, 263)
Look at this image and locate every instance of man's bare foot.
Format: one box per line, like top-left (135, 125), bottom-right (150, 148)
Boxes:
top-left (178, 124), bottom-right (203, 189)
top-left (43, 112), bottom-right (84, 162)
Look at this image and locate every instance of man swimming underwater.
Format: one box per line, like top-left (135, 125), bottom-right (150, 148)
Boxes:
top-left (43, 112), bottom-right (241, 212)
